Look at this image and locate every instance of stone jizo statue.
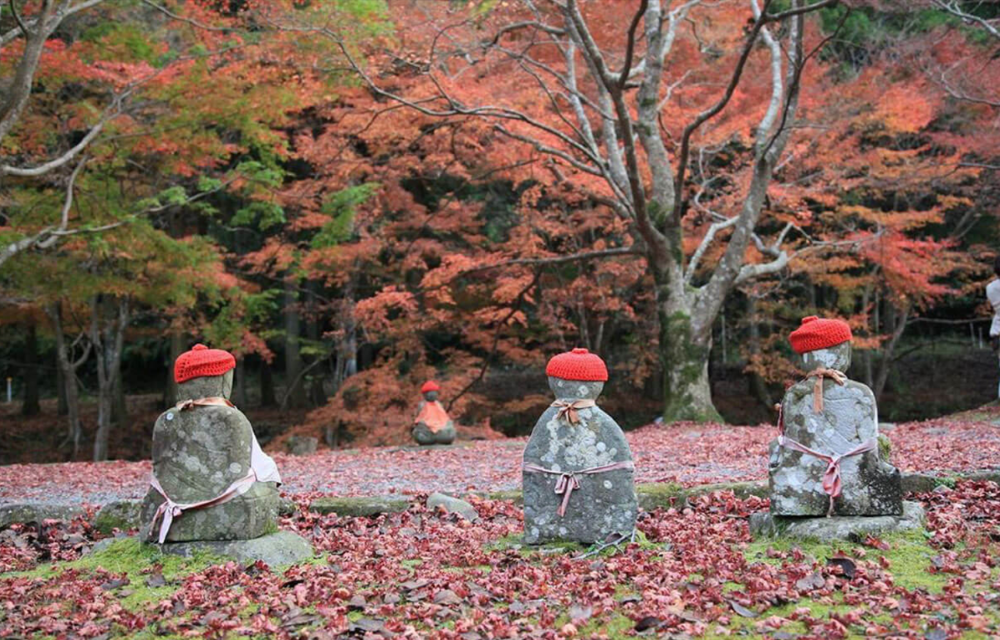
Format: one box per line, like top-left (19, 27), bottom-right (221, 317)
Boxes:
top-left (522, 348), bottom-right (637, 545)
top-left (412, 380), bottom-right (456, 445)
top-left (140, 344), bottom-right (281, 544)
top-left (769, 317), bottom-right (902, 517)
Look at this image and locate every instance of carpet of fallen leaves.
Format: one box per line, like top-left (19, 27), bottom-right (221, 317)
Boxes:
top-left (1, 481), bottom-right (999, 639)
top-left (2, 419), bottom-right (998, 506)
top-left (1, 419), bottom-right (999, 638)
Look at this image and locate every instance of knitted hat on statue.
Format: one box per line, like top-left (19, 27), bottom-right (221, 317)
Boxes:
top-left (421, 380), bottom-right (441, 393)
top-left (789, 316), bottom-right (852, 354)
top-left (545, 348), bottom-right (609, 382)
top-left (174, 344), bottom-right (236, 384)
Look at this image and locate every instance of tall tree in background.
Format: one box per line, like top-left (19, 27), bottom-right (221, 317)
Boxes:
top-left (312, 0), bottom-right (840, 420)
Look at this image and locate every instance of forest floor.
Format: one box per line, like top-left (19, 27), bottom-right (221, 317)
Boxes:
top-left (1, 418), bottom-right (999, 506)
top-left (2, 417), bottom-right (999, 638)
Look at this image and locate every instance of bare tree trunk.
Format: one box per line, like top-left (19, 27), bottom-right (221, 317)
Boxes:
top-left (875, 301), bottom-right (909, 401)
top-left (112, 374), bottom-right (127, 426)
top-left (284, 279), bottom-right (307, 408)
top-left (91, 295), bottom-right (129, 462)
top-left (333, 278), bottom-right (359, 393)
top-left (260, 358), bottom-right (277, 408)
top-left (861, 279), bottom-right (875, 387)
top-left (20, 323), bottom-right (40, 416)
top-left (163, 331), bottom-right (184, 407)
top-left (56, 363), bottom-right (68, 416)
top-left (49, 302), bottom-right (89, 459)
top-left (654, 233), bottom-right (721, 423)
top-left (234, 357), bottom-right (248, 407)
top-left (746, 295), bottom-right (773, 408)
top-left (306, 281), bottom-right (327, 406)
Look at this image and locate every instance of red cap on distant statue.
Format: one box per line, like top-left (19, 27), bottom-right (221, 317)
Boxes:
top-left (174, 344), bottom-right (236, 383)
top-left (789, 316), bottom-right (852, 354)
top-left (545, 348), bottom-right (608, 382)
top-left (421, 380), bottom-right (441, 393)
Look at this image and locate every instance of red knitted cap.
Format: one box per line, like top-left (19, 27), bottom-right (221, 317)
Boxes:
top-left (789, 316), bottom-right (852, 354)
top-left (174, 344), bottom-right (236, 383)
top-left (545, 348), bottom-right (608, 382)
top-left (421, 380), bottom-right (440, 393)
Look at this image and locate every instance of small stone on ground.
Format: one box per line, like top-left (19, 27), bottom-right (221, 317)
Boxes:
top-left (427, 492), bottom-right (478, 521)
top-left (309, 495), bottom-right (410, 517)
top-left (94, 500), bottom-right (142, 534)
top-left (0, 503), bottom-right (85, 528)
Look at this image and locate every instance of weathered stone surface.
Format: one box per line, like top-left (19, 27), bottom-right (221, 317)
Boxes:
top-left (522, 378), bottom-right (637, 545)
top-left (138, 371), bottom-right (280, 542)
top-left (484, 489), bottom-right (524, 505)
top-left (412, 422), bottom-right (456, 445)
top-left (750, 500), bottom-right (925, 542)
top-left (278, 497), bottom-right (297, 517)
top-left (285, 436), bottom-right (318, 456)
top-left (309, 496), bottom-right (410, 517)
top-left (94, 500), bottom-right (142, 535)
top-left (900, 473), bottom-right (949, 494)
top-left (0, 503), bottom-right (85, 528)
top-left (769, 343), bottom-right (903, 517)
top-left (157, 530), bottom-right (313, 566)
top-left (964, 470), bottom-right (1000, 484)
top-left (427, 492), bottom-right (478, 521)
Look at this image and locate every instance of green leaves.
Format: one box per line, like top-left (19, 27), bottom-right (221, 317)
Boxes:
top-left (312, 183), bottom-right (378, 248)
top-left (235, 161), bottom-right (285, 190)
top-left (232, 202), bottom-right (287, 231)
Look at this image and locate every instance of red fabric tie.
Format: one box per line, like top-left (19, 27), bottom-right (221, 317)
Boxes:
top-left (148, 470), bottom-right (257, 544)
top-left (524, 460), bottom-right (635, 517)
top-left (551, 399), bottom-right (596, 425)
top-left (805, 368), bottom-right (847, 413)
top-left (777, 435), bottom-right (877, 516)
top-left (775, 376), bottom-right (877, 517)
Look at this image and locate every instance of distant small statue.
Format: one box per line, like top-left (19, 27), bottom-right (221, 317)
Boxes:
top-left (412, 380), bottom-right (456, 445)
top-left (522, 348), bottom-right (637, 545)
top-left (769, 317), bottom-right (902, 517)
top-left (140, 344), bottom-right (281, 543)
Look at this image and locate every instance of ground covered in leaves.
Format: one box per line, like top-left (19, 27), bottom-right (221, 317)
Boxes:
top-left (2, 419), bottom-right (998, 506)
top-left (1, 482), bottom-right (999, 639)
top-left (1, 419), bottom-right (999, 638)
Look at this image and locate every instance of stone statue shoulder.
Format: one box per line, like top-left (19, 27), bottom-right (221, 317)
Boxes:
top-left (153, 402), bottom-right (254, 443)
top-left (783, 375), bottom-right (874, 411)
top-left (524, 402), bottom-right (632, 466)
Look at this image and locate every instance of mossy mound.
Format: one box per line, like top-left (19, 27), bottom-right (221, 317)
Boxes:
top-left (93, 500), bottom-right (142, 535)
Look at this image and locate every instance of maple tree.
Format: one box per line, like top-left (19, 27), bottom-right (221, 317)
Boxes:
top-left (732, 3), bottom-right (998, 401)
top-left (3, 0), bottom-right (1000, 454)
top-left (302, 0), bottom-right (866, 422)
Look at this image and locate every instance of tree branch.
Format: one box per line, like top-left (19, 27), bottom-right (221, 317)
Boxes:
top-left (932, 0), bottom-right (1000, 41)
top-left (619, 0), bottom-right (649, 89)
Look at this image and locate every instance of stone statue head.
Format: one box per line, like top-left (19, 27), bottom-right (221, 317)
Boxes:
top-left (548, 376), bottom-right (604, 401)
top-left (177, 369), bottom-right (234, 403)
top-left (420, 380), bottom-right (441, 403)
top-left (173, 344), bottom-right (237, 404)
top-left (544, 348), bottom-right (608, 401)
top-left (790, 316), bottom-right (853, 373)
top-left (801, 341), bottom-right (851, 372)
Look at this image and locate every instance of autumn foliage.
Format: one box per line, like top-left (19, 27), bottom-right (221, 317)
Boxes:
top-left (1, 1), bottom-right (999, 454)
